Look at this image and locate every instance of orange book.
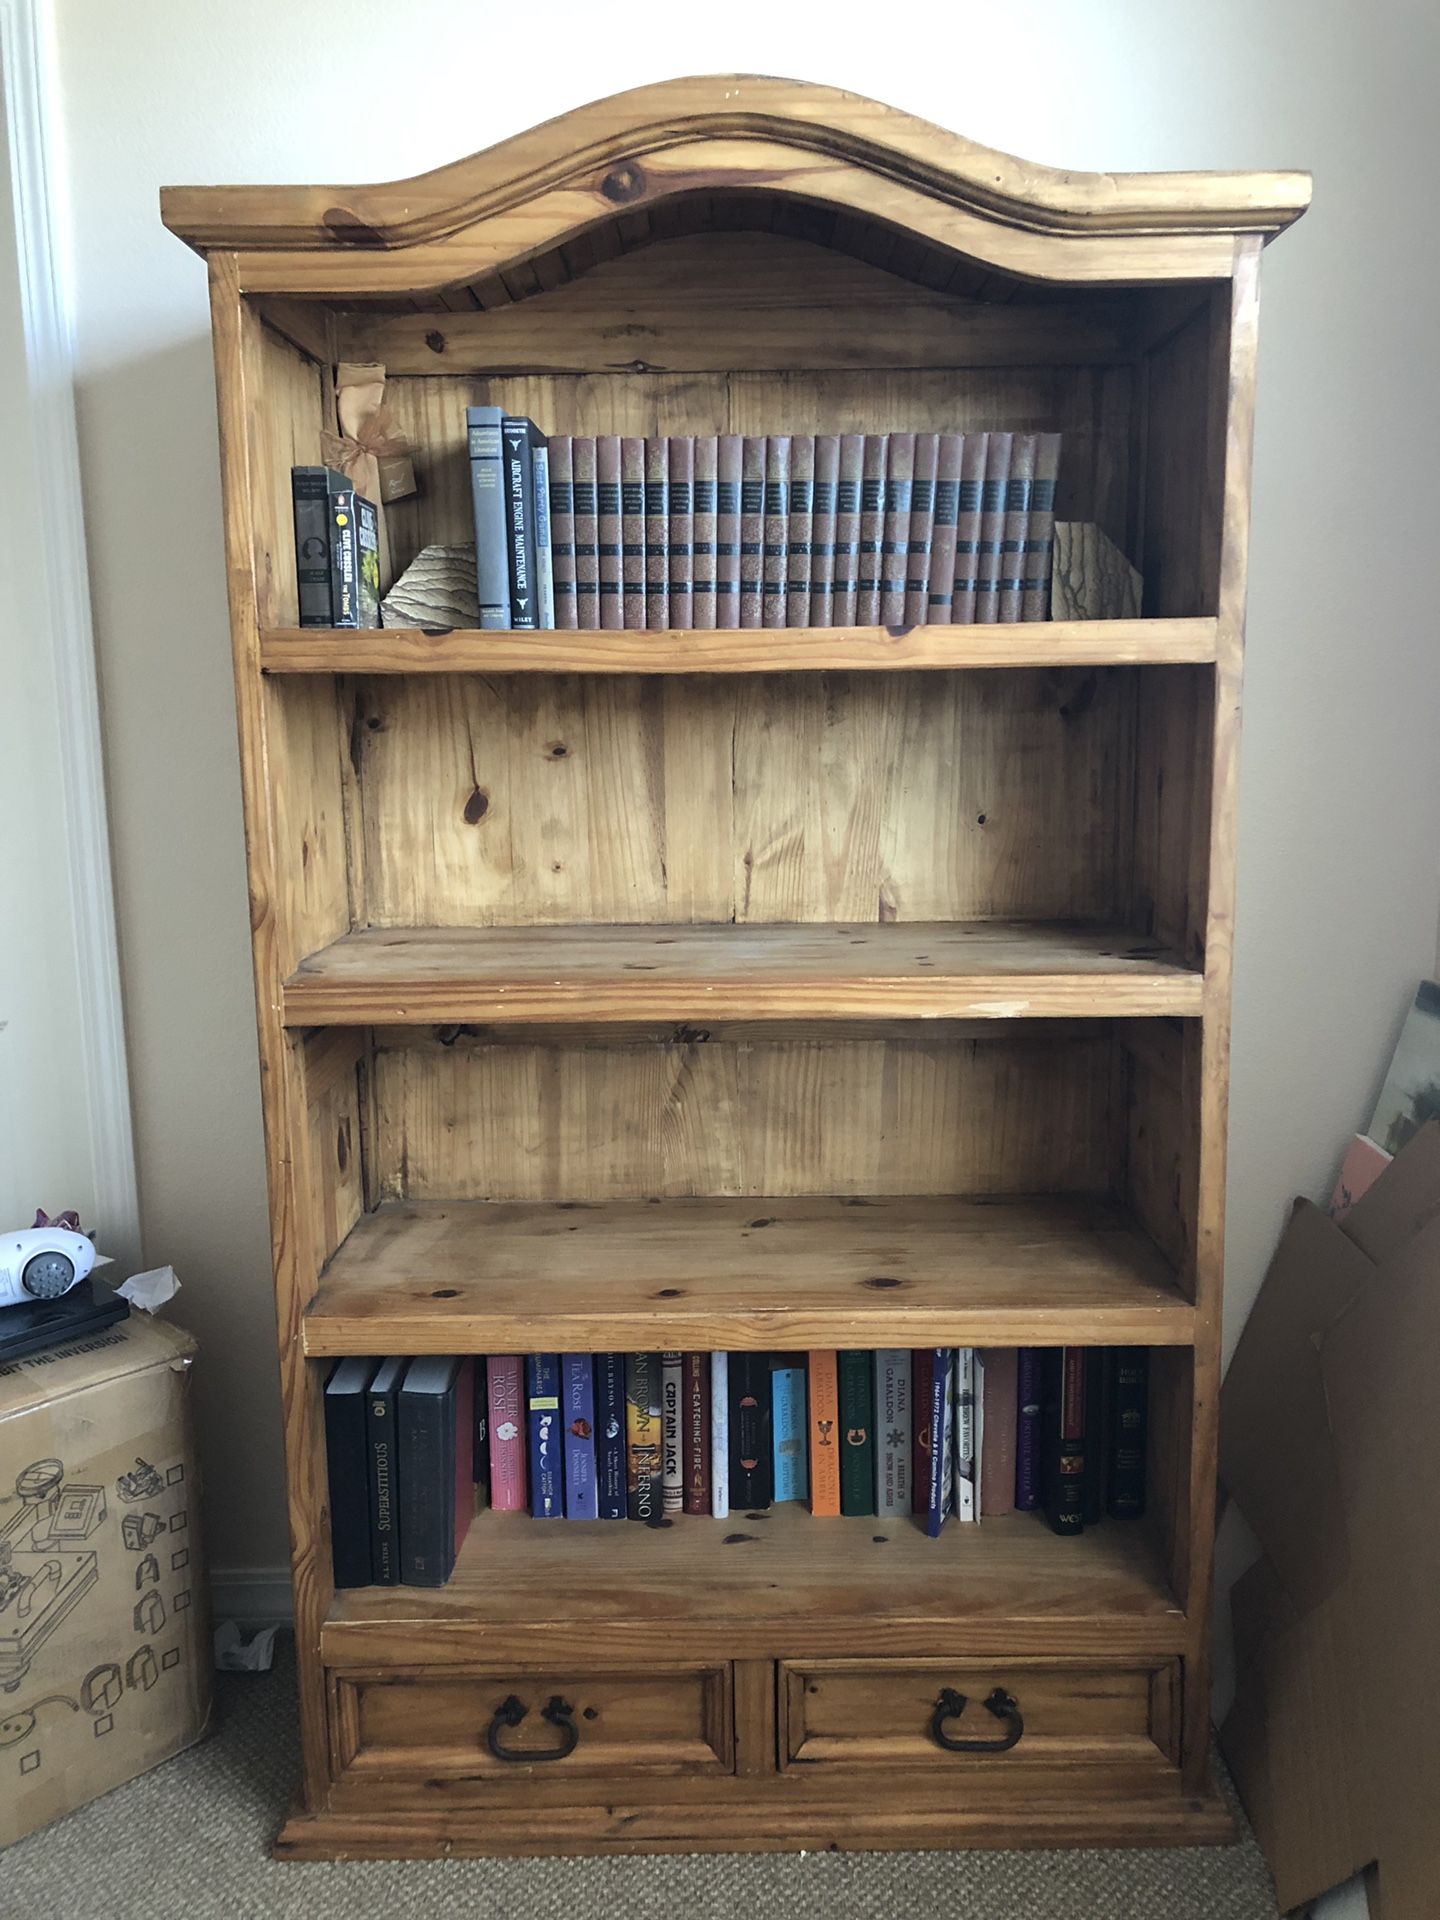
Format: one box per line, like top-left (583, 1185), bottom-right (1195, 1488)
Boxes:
top-left (807, 1351), bottom-right (841, 1515)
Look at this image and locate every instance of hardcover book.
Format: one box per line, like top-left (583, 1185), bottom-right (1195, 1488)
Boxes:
top-left (547, 436), bottom-right (578, 630)
top-left (1021, 432), bottom-right (1062, 621)
top-left (397, 1356), bottom-right (473, 1586)
top-left (771, 1354), bottom-right (808, 1503)
top-left (563, 1352), bottom-right (599, 1521)
top-left (668, 437), bottom-right (695, 630)
top-left (762, 434), bottom-right (791, 630)
top-left (926, 1348), bottom-right (956, 1538)
top-left (1014, 1347), bottom-right (1042, 1510)
top-left (1083, 1346), bottom-right (1107, 1525)
top-left (1106, 1347), bottom-right (1149, 1518)
top-left (979, 1346), bottom-right (1019, 1518)
top-left (785, 435), bottom-right (815, 628)
top-left (532, 442), bottom-right (555, 629)
top-left (911, 1348), bottom-right (934, 1514)
top-left (856, 433), bottom-right (889, 624)
top-left (526, 1352), bottom-right (564, 1518)
top-left (486, 1354), bottom-right (527, 1512)
top-left (879, 432), bottom-right (915, 625)
top-left (365, 1355), bottom-right (406, 1584)
top-left (1042, 1346), bottom-right (1087, 1535)
top-left (953, 432), bottom-right (987, 624)
top-left (661, 1350), bottom-right (685, 1515)
top-left (728, 1349), bottom-right (772, 1510)
top-left (808, 434), bottom-right (839, 628)
top-left (501, 415), bottom-right (545, 630)
top-left (291, 465), bottom-right (350, 626)
top-left (621, 436), bottom-right (647, 630)
top-left (571, 436), bottom-right (600, 630)
top-left (328, 489), bottom-right (380, 630)
top-left (683, 1351), bottom-right (710, 1515)
top-left (925, 434), bottom-right (963, 625)
top-left (873, 1348), bottom-right (912, 1517)
top-left (739, 436), bottom-right (765, 629)
top-left (998, 432), bottom-right (1035, 623)
top-left (643, 435), bottom-right (670, 629)
top-left (953, 1347), bottom-right (977, 1522)
top-left (692, 436), bottom-right (718, 631)
top-left (465, 405), bottom-right (511, 629)
top-left (831, 433), bottom-right (863, 626)
top-left (710, 1350), bottom-right (730, 1519)
top-left (904, 431), bottom-right (939, 625)
top-left (595, 435), bottom-right (623, 632)
top-left (715, 436), bottom-right (742, 628)
top-left (473, 1354), bottom-right (489, 1503)
top-left (324, 1357), bottom-right (375, 1588)
top-left (625, 1351), bottom-right (663, 1524)
top-left (974, 430), bottom-right (1013, 624)
top-left (594, 1351), bottom-right (627, 1520)
top-left (807, 1349), bottom-right (840, 1516)
top-left (838, 1347), bottom-right (874, 1516)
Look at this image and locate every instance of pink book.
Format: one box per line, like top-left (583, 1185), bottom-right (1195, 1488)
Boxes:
top-left (487, 1354), bottom-right (528, 1510)
top-left (1328, 1134), bottom-right (1392, 1220)
top-left (978, 1347), bottom-right (1018, 1517)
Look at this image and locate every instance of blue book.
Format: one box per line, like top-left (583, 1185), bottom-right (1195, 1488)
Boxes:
top-left (926, 1348), bottom-right (956, 1538)
top-left (562, 1354), bottom-right (599, 1520)
top-left (771, 1356), bottom-right (808, 1504)
top-left (594, 1351), bottom-right (627, 1520)
top-left (526, 1353), bottom-right (563, 1518)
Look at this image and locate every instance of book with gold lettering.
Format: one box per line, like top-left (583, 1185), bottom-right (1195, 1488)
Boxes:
top-left (625, 1351), bottom-right (664, 1524)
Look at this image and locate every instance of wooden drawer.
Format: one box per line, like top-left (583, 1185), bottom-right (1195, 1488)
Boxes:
top-left (780, 1657), bottom-right (1180, 1775)
top-left (330, 1663), bottom-right (734, 1784)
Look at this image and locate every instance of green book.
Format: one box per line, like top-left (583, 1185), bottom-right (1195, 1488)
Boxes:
top-left (838, 1349), bottom-right (875, 1517)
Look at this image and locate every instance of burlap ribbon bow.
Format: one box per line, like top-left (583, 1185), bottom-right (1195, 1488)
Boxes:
top-left (321, 362), bottom-right (416, 507)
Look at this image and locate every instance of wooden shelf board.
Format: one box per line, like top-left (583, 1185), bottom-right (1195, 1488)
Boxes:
top-left (283, 921), bottom-right (1203, 1027)
top-left (260, 618), bottom-right (1218, 676)
top-left (302, 1193), bottom-right (1194, 1357)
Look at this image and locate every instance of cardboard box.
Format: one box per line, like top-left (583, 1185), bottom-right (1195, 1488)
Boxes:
top-left (0, 1313), bottom-right (212, 1846)
top-left (1219, 1121), bottom-right (1440, 1918)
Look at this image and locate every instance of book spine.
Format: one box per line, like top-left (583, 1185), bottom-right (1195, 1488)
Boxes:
top-left (452, 1360), bottom-right (474, 1561)
top-left (292, 467), bottom-right (338, 626)
top-left (596, 434), bottom-right (623, 632)
top-left (1022, 432), bottom-right (1062, 621)
top-left (762, 434), bottom-right (790, 630)
top-left (486, 1354), bottom-right (527, 1511)
top-left (354, 495), bottom-right (381, 629)
top-left (366, 1372), bottom-right (399, 1584)
top-left (953, 433), bottom-right (987, 625)
top-left (532, 443), bottom-right (555, 629)
top-left (398, 1379), bottom-right (448, 1586)
top-left (526, 1352), bottom-right (563, 1518)
top-left (466, 407), bottom-right (511, 629)
top-left (953, 1348), bottom-right (977, 1522)
top-left (501, 417), bottom-right (539, 630)
top-left (1043, 1346), bottom-right (1087, 1535)
top-left (873, 1348), bottom-right (912, 1516)
top-left (856, 433), bottom-right (889, 624)
top-left (912, 1348), bottom-right (934, 1513)
top-left (594, 1351), bottom-right (627, 1520)
top-left (710, 1351), bottom-right (730, 1518)
top-left (473, 1354), bottom-right (490, 1502)
top-left (808, 434), bottom-right (839, 629)
top-left (621, 435), bottom-right (647, 631)
top-left (974, 431), bottom-right (1012, 625)
top-left (926, 434), bottom-right (963, 625)
top-left (715, 436), bottom-right (742, 630)
top-left (625, 1351), bottom-right (663, 1524)
top-left (1083, 1346), bottom-right (1107, 1525)
top-left (643, 436), bottom-right (670, 629)
top-left (926, 1348), bottom-right (956, 1538)
top-left (324, 1373), bottom-right (372, 1588)
top-left (878, 432), bottom-right (914, 625)
top-left (661, 1350), bottom-right (685, 1515)
top-left (328, 488), bottom-right (361, 629)
top-left (692, 436), bottom-right (718, 631)
top-left (785, 434), bottom-right (814, 628)
top-left (838, 1347), bottom-right (874, 1516)
top-left (831, 433), bottom-right (863, 627)
top-left (547, 437), bottom-right (578, 630)
top-left (571, 436), bottom-right (599, 631)
top-left (771, 1357), bottom-right (808, 1503)
top-left (729, 1349), bottom-right (772, 1509)
top-left (1015, 1347), bottom-right (1042, 1509)
top-left (683, 1351), bottom-right (710, 1515)
top-left (739, 436), bottom-right (765, 629)
top-left (562, 1352), bottom-right (599, 1521)
top-left (979, 1347), bottom-right (1018, 1519)
top-left (1106, 1347), bottom-right (1149, 1517)
top-left (905, 431), bottom-right (939, 626)
top-left (807, 1350), bottom-right (841, 1516)
top-left (668, 437), bottom-right (695, 630)
top-left (998, 432), bottom-right (1034, 623)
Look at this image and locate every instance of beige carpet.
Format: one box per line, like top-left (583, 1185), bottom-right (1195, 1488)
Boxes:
top-left (6, 1639), bottom-right (1281, 1918)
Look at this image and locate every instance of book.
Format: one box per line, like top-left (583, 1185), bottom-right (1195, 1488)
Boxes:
top-left (998, 432), bottom-right (1034, 623)
top-left (532, 442), bottom-right (555, 629)
top-left (1368, 979), bottom-right (1440, 1156)
top-left (911, 1349), bottom-right (934, 1513)
top-left (668, 437), bottom-right (695, 630)
top-left (1021, 432), bottom-right (1061, 621)
top-left (838, 1347), bottom-right (874, 1516)
top-left (974, 430), bottom-right (1013, 624)
top-left (1082, 1347), bottom-right (1107, 1525)
top-left (571, 436), bottom-right (600, 630)
top-left (486, 1354), bottom-right (527, 1512)
top-left (1106, 1347), bottom-right (1149, 1518)
top-left (856, 433), bottom-right (889, 624)
top-left (715, 436), bottom-right (742, 628)
top-left (739, 436), bottom-right (765, 628)
top-left (596, 435), bottom-right (623, 632)
top-left (683, 1351), bottom-right (710, 1515)
top-left (953, 432), bottom-right (987, 624)
top-left (979, 1347), bottom-right (1018, 1518)
top-left (562, 1352), bottom-right (599, 1521)
top-left (324, 1357), bottom-right (375, 1588)
top-left (710, 1351), bottom-right (730, 1519)
top-left (327, 488), bottom-right (380, 629)
top-left (472, 1354), bottom-right (489, 1504)
top-left (878, 428), bottom-right (912, 625)
top-left (953, 1348), bottom-right (977, 1522)
top-left (625, 1351), bottom-right (663, 1524)
top-left (547, 436), bottom-right (578, 630)
top-left (926, 1348), bottom-right (956, 1538)
top-left (728, 1349), bottom-right (772, 1510)
top-left (594, 1351), bottom-right (627, 1520)
top-left (807, 1350), bottom-right (840, 1516)
top-left (501, 415), bottom-right (544, 630)
top-left (925, 434), bottom-right (963, 624)
top-left (292, 465), bottom-right (349, 626)
top-left (1329, 1134), bottom-right (1392, 1219)
top-left (621, 436), bottom-right (646, 630)
top-left (465, 405), bottom-right (511, 629)
top-left (643, 436), bottom-right (670, 629)
top-left (397, 1356), bottom-right (473, 1586)
top-left (661, 1350), bottom-right (685, 1515)
top-left (526, 1352), bottom-right (564, 1518)
top-left (762, 434), bottom-right (791, 630)
top-left (771, 1354), bottom-right (808, 1503)
top-left (692, 436), bottom-right (718, 631)
top-left (873, 1348), bottom-right (912, 1517)
top-left (831, 433), bottom-right (863, 626)
top-left (1014, 1348), bottom-right (1042, 1510)
top-left (365, 1355), bottom-right (406, 1584)
top-left (1042, 1346), bottom-right (1087, 1535)
top-left (785, 435), bottom-right (814, 628)
top-left (904, 430), bottom-right (938, 625)
top-left (808, 434), bottom-right (839, 628)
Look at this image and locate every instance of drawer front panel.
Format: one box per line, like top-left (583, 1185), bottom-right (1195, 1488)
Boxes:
top-left (332, 1663), bottom-right (734, 1782)
top-left (780, 1656), bottom-right (1179, 1773)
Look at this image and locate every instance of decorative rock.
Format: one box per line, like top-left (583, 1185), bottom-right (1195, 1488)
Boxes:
top-left (381, 543), bottom-right (482, 629)
top-left (1050, 521), bottom-right (1143, 621)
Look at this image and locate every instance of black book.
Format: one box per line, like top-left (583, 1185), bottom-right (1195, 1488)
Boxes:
top-left (291, 465), bottom-right (349, 626)
top-left (325, 1357), bottom-right (376, 1589)
top-left (328, 489), bottom-right (380, 630)
top-left (397, 1356), bottom-right (465, 1587)
top-left (365, 1355), bottom-right (406, 1584)
top-left (1082, 1346), bottom-right (1107, 1526)
top-left (465, 405), bottom-right (510, 629)
top-left (501, 415), bottom-right (546, 630)
top-left (1106, 1347), bottom-right (1149, 1517)
top-left (728, 1350), bottom-right (773, 1510)
top-left (838, 1347), bottom-right (874, 1517)
top-left (1041, 1347), bottom-right (1086, 1536)
top-left (472, 1355), bottom-right (490, 1500)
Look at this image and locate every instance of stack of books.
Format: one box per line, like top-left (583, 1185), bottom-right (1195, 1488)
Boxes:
top-left (324, 1347), bottom-right (1146, 1587)
top-left (467, 412), bottom-right (1062, 633)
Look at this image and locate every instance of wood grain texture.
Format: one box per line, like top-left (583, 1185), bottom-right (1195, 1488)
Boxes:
top-left (301, 1194), bottom-right (1194, 1355)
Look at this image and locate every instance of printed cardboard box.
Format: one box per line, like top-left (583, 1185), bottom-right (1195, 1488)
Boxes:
top-left (0, 1313), bottom-right (211, 1846)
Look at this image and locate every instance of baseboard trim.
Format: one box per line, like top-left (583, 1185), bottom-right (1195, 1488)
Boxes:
top-left (211, 1566), bottom-right (294, 1627)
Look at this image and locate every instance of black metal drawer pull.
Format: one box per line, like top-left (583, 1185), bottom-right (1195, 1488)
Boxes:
top-left (486, 1692), bottom-right (580, 1763)
top-left (929, 1686), bottom-right (1024, 1754)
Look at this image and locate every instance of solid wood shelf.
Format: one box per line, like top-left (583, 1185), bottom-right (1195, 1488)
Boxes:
top-left (282, 921), bottom-right (1204, 1027)
top-left (301, 1193), bottom-right (1195, 1357)
top-left (261, 617), bottom-right (1217, 675)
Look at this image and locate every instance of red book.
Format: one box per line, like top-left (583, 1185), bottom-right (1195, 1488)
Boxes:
top-left (912, 1348), bottom-right (934, 1512)
top-left (1022, 431), bottom-right (1062, 621)
top-left (856, 433), bottom-right (888, 624)
top-left (683, 1352), bottom-right (710, 1513)
top-left (596, 434), bottom-right (623, 631)
top-left (953, 432), bottom-right (987, 625)
top-left (715, 435), bottom-right (743, 628)
top-left (644, 436), bottom-right (670, 629)
top-left (621, 435), bottom-right (646, 630)
top-left (486, 1355), bottom-right (527, 1510)
top-left (979, 1347), bottom-right (1018, 1517)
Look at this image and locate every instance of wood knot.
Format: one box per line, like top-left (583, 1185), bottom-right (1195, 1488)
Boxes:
top-left (463, 786), bottom-right (490, 825)
top-left (599, 161), bottom-right (647, 204)
top-left (320, 206), bottom-right (385, 246)
top-left (863, 1275), bottom-right (903, 1290)
top-left (424, 329), bottom-right (446, 355)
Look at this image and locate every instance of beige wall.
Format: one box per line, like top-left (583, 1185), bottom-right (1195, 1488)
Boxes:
top-left (53, 0), bottom-right (1440, 1577)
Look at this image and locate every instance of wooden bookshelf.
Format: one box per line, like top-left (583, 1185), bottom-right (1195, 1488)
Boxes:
top-left (165, 74), bottom-right (1307, 1862)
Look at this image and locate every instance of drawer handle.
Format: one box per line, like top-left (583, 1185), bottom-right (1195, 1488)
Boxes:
top-left (486, 1693), bottom-right (580, 1764)
top-left (929, 1686), bottom-right (1024, 1755)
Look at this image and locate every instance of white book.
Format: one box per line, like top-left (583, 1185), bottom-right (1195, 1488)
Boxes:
top-left (873, 1348), bottom-right (912, 1516)
top-left (661, 1351), bottom-right (684, 1513)
top-left (710, 1352), bottom-right (729, 1518)
top-left (973, 1349), bottom-right (986, 1523)
top-left (954, 1347), bottom-right (977, 1522)
top-left (532, 443), bottom-right (556, 628)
